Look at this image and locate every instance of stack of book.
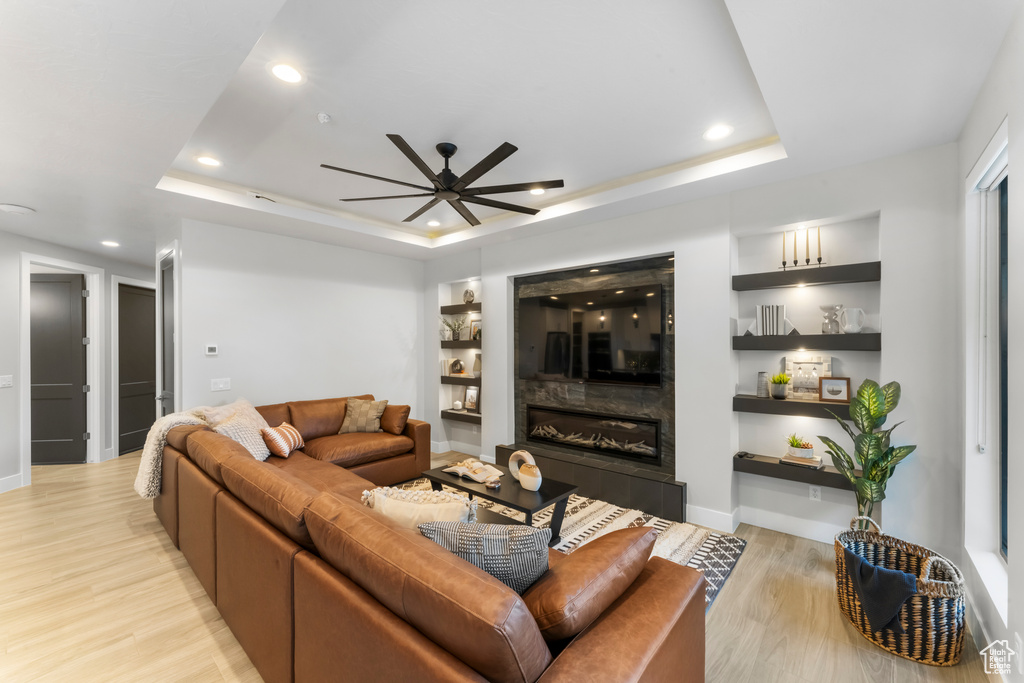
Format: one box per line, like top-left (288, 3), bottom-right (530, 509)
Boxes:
top-left (779, 453), bottom-right (825, 470)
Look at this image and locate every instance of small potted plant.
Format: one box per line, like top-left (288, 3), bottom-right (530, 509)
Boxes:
top-left (439, 315), bottom-right (467, 341)
top-left (769, 373), bottom-right (790, 399)
top-left (786, 434), bottom-right (814, 459)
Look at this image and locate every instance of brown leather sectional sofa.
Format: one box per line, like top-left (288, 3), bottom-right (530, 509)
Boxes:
top-left (152, 395), bottom-right (706, 683)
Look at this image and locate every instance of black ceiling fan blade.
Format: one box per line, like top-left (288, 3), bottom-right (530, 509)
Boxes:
top-left (461, 195), bottom-right (540, 216)
top-left (452, 142), bottom-right (518, 192)
top-left (460, 179), bottom-right (565, 196)
top-left (403, 197), bottom-right (443, 222)
top-left (386, 134), bottom-right (444, 190)
top-left (447, 199), bottom-right (481, 226)
top-left (341, 193), bottom-right (434, 202)
top-left (320, 163), bottom-right (434, 192)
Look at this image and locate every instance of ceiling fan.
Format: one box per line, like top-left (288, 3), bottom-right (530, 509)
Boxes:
top-left (321, 134), bottom-right (564, 227)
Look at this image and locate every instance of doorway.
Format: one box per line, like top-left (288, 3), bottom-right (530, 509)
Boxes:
top-left (156, 245), bottom-right (179, 417)
top-left (114, 281), bottom-right (156, 453)
top-left (29, 273), bottom-right (88, 465)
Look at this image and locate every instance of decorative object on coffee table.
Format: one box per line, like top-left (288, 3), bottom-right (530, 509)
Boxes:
top-left (507, 449), bottom-right (536, 481)
top-left (769, 373), bottom-right (790, 399)
top-left (819, 376), bottom-right (851, 403)
top-left (518, 463), bottom-right (543, 491)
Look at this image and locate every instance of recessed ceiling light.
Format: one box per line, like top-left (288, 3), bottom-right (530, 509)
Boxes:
top-left (668, 257), bottom-right (675, 261)
top-left (271, 63), bottom-right (303, 83)
top-left (586, 301), bottom-right (593, 305)
top-left (550, 296), bottom-right (558, 300)
top-left (702, 124), bottom-right (734, 141)
top-left (101, 240), bottom-right (120, 247)
top-left (530, 188), bottom-right (545, 195)
top-left (196, 156), bottom-right (221, 167)
top-left (0, 203), bottom-right (35, 215)
top-left (427, 220), bottom-right (441, 227)
top-left (615, 290), bottom-right (624, 294)
top-left (589, 268), bottom-right (599, 273)
top-left (646, 292), bottom-right (654, 297)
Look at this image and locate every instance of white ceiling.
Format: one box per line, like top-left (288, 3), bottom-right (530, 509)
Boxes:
top-left (0, 0), bottom-right (1019, 266)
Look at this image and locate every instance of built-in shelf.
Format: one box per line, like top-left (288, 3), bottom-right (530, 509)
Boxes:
top-left (441, 410), bottom-right (481, 425)
top-left (733, 394), bottom-right (850, 420)
top-left (733, 452), bottom-right (855, 490)
top-left (732, 261), bottom-right (881, 291)
top-left (441, 340), bottom-right (481, 349)
top-left (440, 302), bottom-right (482, 314)
top-left (732, 333), bottom-right (881, 352)
top-left (441, 375), bottom-right (480, 386)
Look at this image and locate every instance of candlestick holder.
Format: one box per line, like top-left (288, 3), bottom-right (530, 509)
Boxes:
top-left (778, 260), bottom-right (828, 271)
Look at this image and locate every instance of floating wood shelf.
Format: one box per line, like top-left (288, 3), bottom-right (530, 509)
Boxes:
top-left (441, 410), bottom-right (481, 425)
top-left (732, 333), bottom-right (881, 351)
top-left (733, 452), bottom-right (855, 490)
top-left (440, 302), bottom-right (482, 314)
top-left (441, 340), bottom-right (481, 349)
top-left (732, 261), bottom-right (881, 291)
top-left (733, 394), bottom-right (850, 420)
top-left (441, 375), bottom-right (480, 386)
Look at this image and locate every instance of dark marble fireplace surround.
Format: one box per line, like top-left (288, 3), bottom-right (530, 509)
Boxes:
top-left (504, 255), bottom-right (684, 521)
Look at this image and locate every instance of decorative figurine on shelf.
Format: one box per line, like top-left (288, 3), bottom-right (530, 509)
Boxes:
top-left (450, 358), bottom-right (464, 375)
top-left (452, 400), bottom-right (463, 411)
top-left (518, 463), bottom-right (543, 491)
top-left (463, 288), bottom-right (475, 304)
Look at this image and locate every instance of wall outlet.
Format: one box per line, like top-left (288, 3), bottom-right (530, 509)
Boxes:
top-left (211, 378), bottom-right (231, 391)
top-left (809, 485), bottom-right (821, 502)
top-left (0, 375), bottom-right (12, 388)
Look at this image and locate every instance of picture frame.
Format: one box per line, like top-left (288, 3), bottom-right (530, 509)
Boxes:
top-left (464, 386), bottom-right (479, 413)
top-left (785, 355), bottom-right (832, 400)
top-left (819, 377), bottom-right (851, 403)
top-left (470, 320), bottom-right (481, 341)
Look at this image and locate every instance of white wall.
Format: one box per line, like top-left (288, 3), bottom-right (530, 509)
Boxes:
top-left (177, 220), bottom-right (425, 414)
top-left (957, 3), bottom-right (1024, 670)
top-left (0, 232), bottom-right (152, 490)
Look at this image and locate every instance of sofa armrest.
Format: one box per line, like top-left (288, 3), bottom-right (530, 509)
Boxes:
top-left (538, 558), bottom-right (705, 683)
top-left (403, 418), bottom-right (431, 473)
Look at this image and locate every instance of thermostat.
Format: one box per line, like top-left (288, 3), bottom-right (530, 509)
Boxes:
top-left (205, 344), bottom-right (218, 356)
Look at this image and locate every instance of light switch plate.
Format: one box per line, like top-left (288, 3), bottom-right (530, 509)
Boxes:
top-left (0, 375), bottom-right (12, 388)
top-left (211, 378), bottom-right (231, 391)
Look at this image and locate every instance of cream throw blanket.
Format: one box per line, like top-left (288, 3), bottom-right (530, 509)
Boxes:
top-left (133, 409), bottom-right (208, 499)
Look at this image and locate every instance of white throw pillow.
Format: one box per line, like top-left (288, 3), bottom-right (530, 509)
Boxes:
top-left (207, 398), bottom-right (271, 461)
top-left (361, 487), bottom-right (476, 530)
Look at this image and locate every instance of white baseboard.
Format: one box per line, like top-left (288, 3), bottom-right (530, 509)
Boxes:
top-left (686, 504), bottom-right (738, 533)
top-left (0, 472), bottom-right (25, 494)
top-left (431, 440), bottom-right (451, 453)
top-left (738, 505), bottom-right (841, 544)
top-left (100, 447), bottom-right (116, 462)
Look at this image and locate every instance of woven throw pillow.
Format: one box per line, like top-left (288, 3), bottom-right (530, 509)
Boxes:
top-left (209, 399), bottom-right (270, 461)
top-left (261, 422), bottom-right (304, 457)
top-left (418, 521), bottom-right (552, 594)
top-left (362, 487), bottom-right (477, 530)
top-left (522, 527), bottom-right (656, 641)
top-left (339, 398), bottom-right (388, 433)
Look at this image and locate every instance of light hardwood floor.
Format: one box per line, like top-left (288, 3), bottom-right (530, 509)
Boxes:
top-left (0, 453), bottom-right (991, 682)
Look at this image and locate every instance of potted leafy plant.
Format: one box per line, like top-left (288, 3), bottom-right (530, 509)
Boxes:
top-left (439, 315), bottom-right (467, 341)
top-left (769, 373), bottom-right (790, 399)
top-left (818, 379), bottom-right (917, 529)
top-left (786, 434), bottom-right (814, 459)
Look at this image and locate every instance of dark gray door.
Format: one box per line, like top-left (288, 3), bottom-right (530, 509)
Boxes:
top-left (30, 274), bottom-right (87, 465)
top-left (158, 254), bottom-right (175, 416)
top-left (118, 284), bottom-right (156, 454)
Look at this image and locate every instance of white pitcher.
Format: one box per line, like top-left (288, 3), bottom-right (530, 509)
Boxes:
top-left (840, 307), bottom-right (865, 333)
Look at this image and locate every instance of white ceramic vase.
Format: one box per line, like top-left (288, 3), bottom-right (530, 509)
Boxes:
top-left (518, 463), bottom-right (543, 491)
top-left (507, 450), bottom-right (536, 481)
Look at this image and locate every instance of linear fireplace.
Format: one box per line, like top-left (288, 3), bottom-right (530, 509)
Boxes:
top-left (526, 405), bottom-right (660, 465)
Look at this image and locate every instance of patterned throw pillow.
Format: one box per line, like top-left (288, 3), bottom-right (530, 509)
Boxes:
top-left (362, 487), bottom-right (477, 530)
top-left (339, 398), bottom-right (388, 433)
top-left (418, 521), bottom-right (552, 594)
top-left (213, 410), bottom-right (271, 461)
top-left (260, 422), bottom-right (304, 457)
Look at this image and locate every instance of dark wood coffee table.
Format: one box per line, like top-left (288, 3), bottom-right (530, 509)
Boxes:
top-left (422, 464), bottom-right (578, 547)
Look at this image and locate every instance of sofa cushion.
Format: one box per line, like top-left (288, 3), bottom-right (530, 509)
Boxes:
top-left (186, 430), bottom-right (250, 486)
top-left (521, 527), bottom-right (657, 642)
top-left (363, 487), bottom-right (477, 529)
top-left (302, 432), bottom-right (414, 467)
top-left (255, 402), bottom-right (290, 428)
top-left (261, 422), bottom-right (304, 457)
top-left (220, 455), bottom-right (319, 549)
top-left (288, 395), bottom-right (374, 441)
top-left (305, 493), bottom-right (552, 683)
top-left (166, 424), bottom-right (209, 453)
top-left (270, 451), bottom-right (373, 501)
top-left (380, 404), bottom-right (411, 435)
top-left (418, 522), bottom-right (551, 594)
top-left (339, 398), bottom-right (388, 433)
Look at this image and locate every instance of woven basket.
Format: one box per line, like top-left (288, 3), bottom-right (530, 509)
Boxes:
top-left (835, 517), bottom-right (965, 666)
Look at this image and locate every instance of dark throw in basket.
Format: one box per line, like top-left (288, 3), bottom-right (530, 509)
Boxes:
top-left (835, 517), bottom-right (965, 666)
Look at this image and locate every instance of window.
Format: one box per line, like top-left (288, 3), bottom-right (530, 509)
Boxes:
top-left (998, 175), bottom-right (1008, 557)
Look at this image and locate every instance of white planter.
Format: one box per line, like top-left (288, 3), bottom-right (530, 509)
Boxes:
top-left (787, 445), bottom-right (814, 459)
